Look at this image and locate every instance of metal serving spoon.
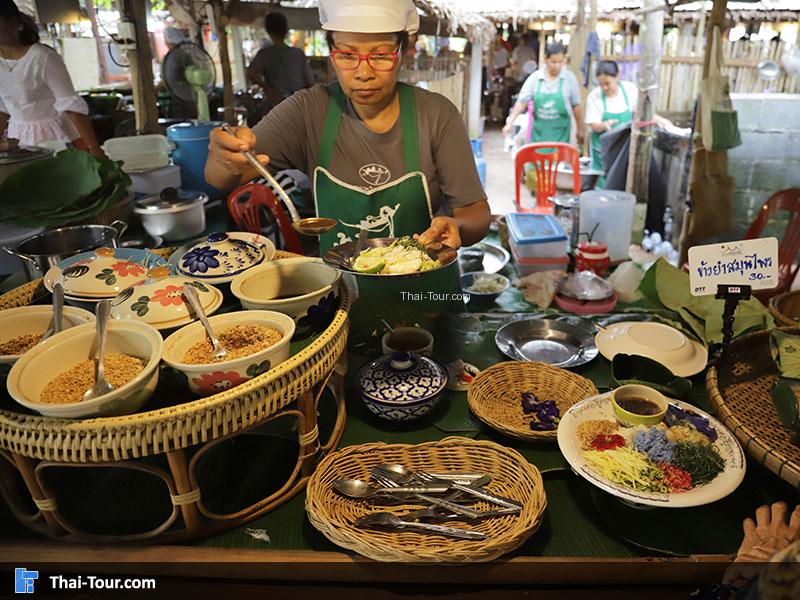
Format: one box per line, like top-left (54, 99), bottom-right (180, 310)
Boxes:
top-left (375, 464), bottom-right (522, 511)
top-left (82, 300), bottom-right (114, 401)
top-left (182, 285), bottom-right (226, 360)
top-left (333, 478), bottom-right (450, 499)
top-left (220, 124), bottom-right (338, 236)
top-left (355, 512), bottom-right (486, 540)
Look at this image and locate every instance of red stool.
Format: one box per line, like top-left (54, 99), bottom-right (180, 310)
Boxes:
top-left (227, 183), bottom-right (304, 255)
top-left (514, 142), bottom-right (581, 214)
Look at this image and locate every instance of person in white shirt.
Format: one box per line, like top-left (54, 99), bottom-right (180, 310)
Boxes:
top-left (586, 60), bottom-right (638, 186)
top-left (0, 0), bottom-right (102, 156)
top-left (492, 37), bottom-right (510, 75)
top-left (511, 34), bottom-right (537, 82)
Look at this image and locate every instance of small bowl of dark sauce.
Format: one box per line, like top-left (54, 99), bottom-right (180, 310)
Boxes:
top-left (611, 384), bottom-right (668, 427)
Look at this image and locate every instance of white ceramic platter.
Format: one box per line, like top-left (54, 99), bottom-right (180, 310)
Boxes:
top-left (557, 393), bottom-right (745, 508)
top-left (594, 321), bottom-right (708, 377)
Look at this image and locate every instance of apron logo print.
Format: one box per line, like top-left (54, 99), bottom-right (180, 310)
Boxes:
top-left (359, 164), bottom-right (391, 186)
top-left (339, 204), bottom-right (400, 244)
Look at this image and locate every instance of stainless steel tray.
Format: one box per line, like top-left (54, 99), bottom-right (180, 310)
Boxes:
top-left (495, 318), bottom-right (598, 368)
top-left (458, 242), bottom-right (510, 274)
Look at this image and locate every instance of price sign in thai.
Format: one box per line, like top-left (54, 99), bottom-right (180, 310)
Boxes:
top-left (688, 237), bottom-right (778, 296)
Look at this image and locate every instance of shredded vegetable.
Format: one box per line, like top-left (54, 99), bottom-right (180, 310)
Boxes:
top-left (352, 237), bottom-right (440, 275)
top-left (672, 442), bottom-right (725, 486)
top-left (582, 447), bottom-right (670, 493)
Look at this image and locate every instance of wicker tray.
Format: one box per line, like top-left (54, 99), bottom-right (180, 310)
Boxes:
top-left (707, 327), bottom-right (800, 489)
top-left (305, 436), bottom-right (547, 562)
top-left (467, 361), bottom-right (598, 441)
top-left (0, 250), bottom-right (351, 543)
top-left (770, 291), bottom-right (800, 327)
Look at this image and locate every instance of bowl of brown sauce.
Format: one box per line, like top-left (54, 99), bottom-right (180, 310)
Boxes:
top-left (610, 384), bottom-right (668, 427)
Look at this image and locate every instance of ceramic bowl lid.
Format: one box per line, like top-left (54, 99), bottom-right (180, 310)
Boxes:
top-left (176, 232), bottom-right (265, 279)
top-left (110, 267), bottom-right (223, 330)
top-left (357, 352), bottom-right (448, 405)
top-left (59, 247), bottom-right (154, 297)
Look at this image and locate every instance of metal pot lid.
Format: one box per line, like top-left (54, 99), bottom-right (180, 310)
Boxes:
top-left (110, 268), bottom-right (223, 330)
top-left (558, 271), bottom-right (614, 301)
top-left (552, 194), bottom-right (580, 209)
top-left (134, 187), bottom-right (208, 212)
top-left (176, 231), bottom-right (265, 279)
top-left (0, 144), bottom-right (53, 166)
top-left (357, 352), bottom-right (448, 405)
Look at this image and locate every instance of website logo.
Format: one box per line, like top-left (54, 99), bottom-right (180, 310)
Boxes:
top-left (15, 568), bottom-right (38, 594)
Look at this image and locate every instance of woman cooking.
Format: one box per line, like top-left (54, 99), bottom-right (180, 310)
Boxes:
top-left (205, 0), bottom-right (491, 254)
top-left (502, 42), bottom-right (584, 147)
top-left (586, 60), bottom-right (637, 188)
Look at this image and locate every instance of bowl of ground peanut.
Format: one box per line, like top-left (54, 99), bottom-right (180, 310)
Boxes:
top-left (6, 320), bottom-right (163, 418)
top-left (0, 305), bottom-right (96, 377)
top-left (161, 310), bottom-right (295, 396)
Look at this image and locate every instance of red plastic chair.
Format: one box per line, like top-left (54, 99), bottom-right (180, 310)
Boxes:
top-left (743, 188), bottom-right (800, 303)
top-left (227, 182), bottom-right (304, 255)
top-left (514, 142), bottom-right (581, 214)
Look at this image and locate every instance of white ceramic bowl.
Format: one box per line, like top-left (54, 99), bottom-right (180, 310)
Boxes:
top-left (0, 305), bottom-right (96, 371)
top-left (162, 310), bottom-right (295, 396)
top-left (230, 257), bottom-right (341, 337)
top-left (6, 321), bottom-right (163, 418)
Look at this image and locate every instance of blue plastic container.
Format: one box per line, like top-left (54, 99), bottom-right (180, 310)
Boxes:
top-left (470, 138), bottom-right (487, 189)
top-left (167, 122), bottom-right (225, 198)
top-left (506, 213), bottom-right (568, 258)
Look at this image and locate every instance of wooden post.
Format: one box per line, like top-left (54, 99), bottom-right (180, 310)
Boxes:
top-left (209, 0), bottom-right (236, 124)
top-left (230, 25), bottom-right (247, 92)
top-left (625, 0), bottom-right (664, 203)
top-left (84, 0), bottom-right (109, 85)
top-left (121, 0), bottom-right (159, 134)
top-left (467, 41), bottom-right (483, 138)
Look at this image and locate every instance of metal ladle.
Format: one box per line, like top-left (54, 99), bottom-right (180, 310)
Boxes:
top-left (220, 124), bottom-right (338, 236)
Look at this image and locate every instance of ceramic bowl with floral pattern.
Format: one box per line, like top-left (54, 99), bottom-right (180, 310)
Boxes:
top-left (162, 310), bottom-right (295, 397)
top-left (45, 247), bottom-right (167, 299)
top-left (230, 257), bottom-right (341, 339)
top-left (172, 232), bottom-right (276, 284)
top-left (110, 267), bottom-right (224, 331)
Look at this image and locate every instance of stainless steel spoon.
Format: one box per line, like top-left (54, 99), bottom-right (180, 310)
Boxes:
top-left (220, 124), bottom-right (337, 236)
top-left (182, 285), bottom-right (226, 360)
top-left (375, 464), bottom-right (522, 511)
top-left (333, 478), bottom-right (450, 499)
top-left (355, 511), bottom-right (486, 540)
top-left (40, 268), bottom-right (65, 343)
top-left (82, 300), bottom-right (114, 401)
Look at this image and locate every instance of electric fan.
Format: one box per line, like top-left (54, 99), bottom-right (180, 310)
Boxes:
top-left (162, 43), bottom-right (216, 122)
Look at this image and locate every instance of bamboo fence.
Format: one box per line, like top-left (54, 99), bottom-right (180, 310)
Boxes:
top-left (602, 34), bottom-right (800, 113)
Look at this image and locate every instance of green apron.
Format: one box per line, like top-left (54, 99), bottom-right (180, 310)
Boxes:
top-left (313, 83), bottom-right (462, 352)
top-left (531, 78), bottom-right (571, 144)
top-left (590, 84), bottom-right (632, 188)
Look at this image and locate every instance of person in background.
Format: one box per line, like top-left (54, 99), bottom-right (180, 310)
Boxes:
top-left (436, 38), bottom-right (457, 60)
top-left (511, 33), bottom-right (537, 84)
top-left (0, 0), bottom-right (103, 156)
top-left (164, 26), bottom-right (187, 51)
top-left (586, 60), bottom-right (637, 187)
top-left (246, 11), bottom-right (314, 109)
top-left (502, 42), bottom-right (584, 146)
top-left (492, 35), bottom-right (510, 76)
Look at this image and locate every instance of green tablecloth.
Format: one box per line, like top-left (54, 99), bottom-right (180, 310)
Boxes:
top-left (1, 227), bottom-right (798, 559)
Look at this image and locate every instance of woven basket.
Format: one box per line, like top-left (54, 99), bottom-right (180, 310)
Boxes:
top-left (305, 436), bottom-right (547, 562)
top-left (467, 361), bottom-right (598, 441)
top-left (707, 327), bottom-right (800, 489)
top-left (0, 250), bottom-right (350, 463)
top-left (770, 291), bottom-right (800, 327)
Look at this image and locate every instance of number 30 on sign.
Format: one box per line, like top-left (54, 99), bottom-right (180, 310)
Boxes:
top-left (687, 237), bottom-right (778, 297)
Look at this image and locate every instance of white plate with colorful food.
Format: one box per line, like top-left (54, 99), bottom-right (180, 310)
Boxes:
top-left (323, 236), bottom-right (457, 277)
top-left (557, 392), bottom-right (745, 508)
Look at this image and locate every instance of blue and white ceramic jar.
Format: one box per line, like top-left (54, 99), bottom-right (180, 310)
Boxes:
top-left (357, 352), bottom-right (448, 422)
top-left (177, 232), bottom-right (265, 280)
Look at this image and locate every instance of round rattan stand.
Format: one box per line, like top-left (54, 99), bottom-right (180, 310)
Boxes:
top-left (0, 250), bottom-right (350, 543)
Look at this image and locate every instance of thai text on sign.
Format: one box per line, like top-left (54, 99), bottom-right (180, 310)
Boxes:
top-left (687, 238), bottom-right (778, 296)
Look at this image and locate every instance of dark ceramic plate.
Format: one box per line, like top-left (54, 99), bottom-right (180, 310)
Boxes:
top-left (323, 237), bottom-right (457, 278)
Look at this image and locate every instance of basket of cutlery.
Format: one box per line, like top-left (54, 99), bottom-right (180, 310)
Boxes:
top-left (305, 436), bottom-right (547, 562)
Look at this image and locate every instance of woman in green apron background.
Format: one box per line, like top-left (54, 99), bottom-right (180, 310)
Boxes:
top-left (586, 61), bottom-right (636, 188)
top-left (204, 0), bottom-right (491, 351)
top-left (502, 42), bottom-right (584, 147)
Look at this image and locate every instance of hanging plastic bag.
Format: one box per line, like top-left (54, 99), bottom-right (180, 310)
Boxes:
top-left (699, 27), bottom-right (742, 151)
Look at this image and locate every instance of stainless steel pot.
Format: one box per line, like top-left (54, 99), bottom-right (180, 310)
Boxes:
top-left (552, 194), bottom-right (581, 248)
top-left (2, 221), bottom-right (128, 281)
top-left (133, 188), bottom-right (208, 243)
top-left (0, 143), bottom-right (53, 185)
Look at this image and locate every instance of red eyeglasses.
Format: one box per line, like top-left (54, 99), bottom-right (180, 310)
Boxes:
top-left (330, 50), bottom-right (400, 72)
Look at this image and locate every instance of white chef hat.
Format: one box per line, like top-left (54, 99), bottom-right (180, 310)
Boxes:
top-left (318, 0), bottom-right (420, 35)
